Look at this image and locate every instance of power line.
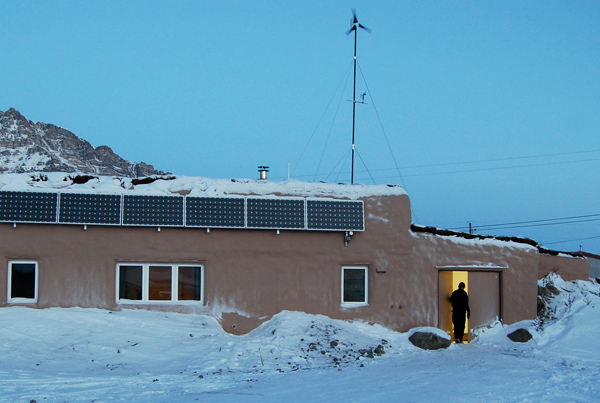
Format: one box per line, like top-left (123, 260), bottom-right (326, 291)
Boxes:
top-left (367, 157), bottom-right (600, 180)
top-left (285, 150), bottom-right (600, 182)
top-left (471, 218), bottom-right (600, 232)
top-left (542, 235), bottom-right (600, 246)
top-left (449, 215), bottom-right (600, 250)
top-left (449, 214), bottom-right (600, 232)
top-left (292, 61), bottom-right (353, 180)
top-left (377, 149), bottom-right (600, 173)
top-left (357, 61), bottom-right (405, 188)
top-left (314, 63), bottom-right (353, 182)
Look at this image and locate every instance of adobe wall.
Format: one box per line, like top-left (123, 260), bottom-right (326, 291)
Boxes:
top-left (538, 253), bottom-right (589, 281)
top-left (0, 192), bottom-right (545, 335)
top-left (408, 233), bottom-right (540, 326)
top-left (0, 194), bottom-right (406, 333)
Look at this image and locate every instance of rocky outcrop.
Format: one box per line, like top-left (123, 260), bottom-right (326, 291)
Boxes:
top-left (0, 108), bottom-right (169, 177)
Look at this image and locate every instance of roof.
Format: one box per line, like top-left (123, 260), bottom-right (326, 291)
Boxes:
top-left (0, 172), bottom-right (407, 200)
top-left (574, 251), bottom-right (600, 260)
top-left (410, 224), bottom-right (581, 256)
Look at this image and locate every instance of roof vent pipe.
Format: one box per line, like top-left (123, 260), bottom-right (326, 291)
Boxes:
top-left (258, 166), bottom-right (269, 180)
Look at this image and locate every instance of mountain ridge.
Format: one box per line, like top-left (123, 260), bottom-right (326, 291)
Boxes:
top-left (0, 108), bottom-right (168, 177)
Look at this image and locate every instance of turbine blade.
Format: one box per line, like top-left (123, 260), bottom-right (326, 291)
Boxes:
top-left (351, 8), bottom-right (358, 24)
top-left (346, 26), bottom-right (356, 35)
top-left (359, 23), bottom-right (371, 33)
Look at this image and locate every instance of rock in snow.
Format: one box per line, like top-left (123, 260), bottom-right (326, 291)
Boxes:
top-left (507, 328), bottom-right (533, 343)
top-left (0, 274), bottom-right (599, 401)
top-left (408, 331), bottom-right (452, 350)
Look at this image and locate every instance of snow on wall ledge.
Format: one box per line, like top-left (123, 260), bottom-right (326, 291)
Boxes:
top-left (0, 172), bottom-right (407, 199)
top-left (410, 227), bottom-right (538, 252)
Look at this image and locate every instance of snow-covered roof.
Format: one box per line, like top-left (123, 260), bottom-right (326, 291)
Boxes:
top-left (0, 172), bottom-right (407, 199)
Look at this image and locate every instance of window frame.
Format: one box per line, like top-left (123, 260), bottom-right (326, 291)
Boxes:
top-left (341, 266), bottom-right (369, 307)
top-left (7, 260), bottom-right (39, 304)
top-left (116, 263), bottom-right (204, 305)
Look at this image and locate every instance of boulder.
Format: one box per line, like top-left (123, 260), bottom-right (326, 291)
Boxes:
top-left (507, 328), bottom-right (533, 343)
top-left (409, 331), bottom-right (451, 350)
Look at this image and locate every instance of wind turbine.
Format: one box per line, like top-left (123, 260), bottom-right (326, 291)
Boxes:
top-left (346, 9), bottom-right (371, 184)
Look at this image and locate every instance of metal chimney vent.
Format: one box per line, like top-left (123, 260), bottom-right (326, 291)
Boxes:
top-left (258, 166), bottom-right (269, 180)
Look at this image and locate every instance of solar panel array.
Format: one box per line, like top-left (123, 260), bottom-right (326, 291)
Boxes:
top-left (0, 191), bottom-right (364, 231)
top-left (59, 194), bottom-right (121, 224)
top-left (308, 200), bottom-right (364, 231)
top-left (247, 199), bottom-right (305, 229)
top-left (186, 197), bottom-right (245, 228)
top-left (123, 195), bottom-right (184, 226)
top-left (0, 191), bottom-right (57, 223)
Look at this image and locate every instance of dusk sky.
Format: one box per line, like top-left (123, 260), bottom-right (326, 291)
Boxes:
top-left (1, 1), bottom-right (599, 253)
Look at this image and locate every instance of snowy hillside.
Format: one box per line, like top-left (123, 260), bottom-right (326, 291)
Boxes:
top-left (1, 273), bottom-right (599, 402)
top-left (0, 108), bottom-right (167, 177)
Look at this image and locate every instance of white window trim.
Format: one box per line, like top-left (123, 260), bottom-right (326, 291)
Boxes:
top-left (341, 266), bottom-right (369, 307)
top-left (116, 263), bottom-right (204, 305)
top-left (7, 260), bottom-right (39, 304)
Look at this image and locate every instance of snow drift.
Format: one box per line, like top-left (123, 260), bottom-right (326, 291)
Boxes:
top-left (0, 274), bottom-right (598, 402)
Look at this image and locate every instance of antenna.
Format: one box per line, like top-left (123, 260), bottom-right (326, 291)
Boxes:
top-left (346, 9), bottom-right (370, 184)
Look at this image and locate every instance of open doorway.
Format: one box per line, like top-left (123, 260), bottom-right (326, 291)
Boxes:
top-left (439, 271), bottom-right (469, 342)
top-left (438, 270), bottom-right (501, 342)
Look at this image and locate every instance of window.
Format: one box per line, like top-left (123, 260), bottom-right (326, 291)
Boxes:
top-left (119, 265), bottom-right (143, 300)
top-left (148, 265), bottom-right (172, 301)
top-left (117, 263), bottom-right (204, 304)
top-left (8, 261), bottom-right (38, 303)
top-left (341, 266), bottom-right (368, 306)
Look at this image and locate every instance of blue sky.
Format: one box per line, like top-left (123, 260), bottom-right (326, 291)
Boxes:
top-left (1, 1), bottom-right (599, 253)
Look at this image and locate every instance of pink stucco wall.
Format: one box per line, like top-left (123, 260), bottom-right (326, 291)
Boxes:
top-left (0, 193), bottom-right (588, 334)
top-left (538, 253), bottom-right (589, 281)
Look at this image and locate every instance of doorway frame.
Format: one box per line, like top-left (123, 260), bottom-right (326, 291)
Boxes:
top-left (437, 266), bottom-right (507, 340)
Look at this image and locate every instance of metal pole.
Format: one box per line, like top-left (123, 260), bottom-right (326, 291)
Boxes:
top-left (351, 28), bottom-right (357, 184)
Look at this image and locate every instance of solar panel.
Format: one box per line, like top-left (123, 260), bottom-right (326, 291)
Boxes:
top-left (123, 195), bottom-right (184, 226)
top-left (0, 191), bottom-right (58, 223)
top-left (186, 197), bottom-right (245, 228)
top-left (307, 200), bottom-right (364, 231)
top-left (0, 190), bottom-right (367, 232)
top-left (59, 193), bottom-right (121, 224)
top-left (247, 198), bottom-right (305, 229)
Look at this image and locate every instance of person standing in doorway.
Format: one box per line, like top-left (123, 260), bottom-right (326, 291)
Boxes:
top-left (450, 282), bottom-right (470, 343)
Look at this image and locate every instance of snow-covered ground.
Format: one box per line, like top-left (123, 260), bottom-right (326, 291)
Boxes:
top-left (1, 273), bottom-right (599, 402)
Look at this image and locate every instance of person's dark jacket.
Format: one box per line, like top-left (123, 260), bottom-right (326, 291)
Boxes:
top-left (450, 288), bottom-right (470, 319)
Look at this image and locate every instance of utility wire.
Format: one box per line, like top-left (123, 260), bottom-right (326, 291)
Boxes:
top-left (449, 215), bottom-right (600, 251)
top-left (292, 61), bottom-right (353, 179)
top-left (380, 158), bottom-right (600, 178)
top-left (283, 151), bottom-right (600, 182)
top-left (451, 213), bottom-right (600, 230)
top-left (314, 65), bottom-right (352, 181)
top-left (355, 148), bottom-right (376, 184)
top-left (450, 214), bottom-right (600, 232)
top-left (468, 218), bottom-right (600, 232)
top-left (374, 149), bottom-right (600, 173)
top-left (334, 151), bottom-right (352, 183)
top-left (329, 156), bottom-right (600, 181)
top-left (326, 149), bottom-right (351, 182)
top-left (357, 61), bottom-right (406, 188)
top-left (542, 235), bottom-right (600, 246)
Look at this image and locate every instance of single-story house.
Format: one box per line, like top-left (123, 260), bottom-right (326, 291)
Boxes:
top-left (1, 173), bottom-right (589, 339)
top-left (573, 250), bottom-right (600, 280)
